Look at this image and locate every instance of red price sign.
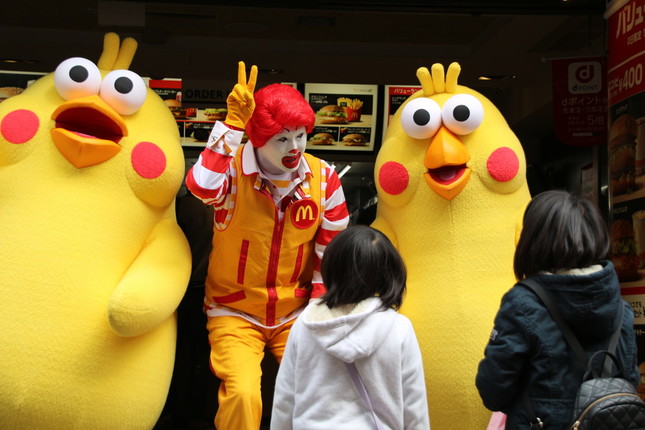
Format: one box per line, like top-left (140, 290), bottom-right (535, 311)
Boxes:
top-left (608, 61), bottom-right (644, 105)
top-left (607, 0), bottom-right (645, 105)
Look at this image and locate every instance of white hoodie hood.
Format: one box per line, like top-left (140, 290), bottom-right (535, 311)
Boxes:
top-left (301, 297), bottom-right (395, 363)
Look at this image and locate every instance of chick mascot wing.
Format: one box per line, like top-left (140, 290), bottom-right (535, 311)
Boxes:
top-left (372, 63), bottom-right (530, 429)
top-left (0, 33), bottom-right (191, 429)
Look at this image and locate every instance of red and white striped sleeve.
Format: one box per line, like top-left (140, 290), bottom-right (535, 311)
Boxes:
top-left (185, 121), bottom-right (243, 206)
top-left (310, 161), bottom-right (350, 297)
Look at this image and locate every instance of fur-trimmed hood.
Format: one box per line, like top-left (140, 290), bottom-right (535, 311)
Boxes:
top-left (300, 297), bottom-right (394, 363)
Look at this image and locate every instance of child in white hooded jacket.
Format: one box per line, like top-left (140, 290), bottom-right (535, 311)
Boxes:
top-left (271, 225), bottom-right (430, 430)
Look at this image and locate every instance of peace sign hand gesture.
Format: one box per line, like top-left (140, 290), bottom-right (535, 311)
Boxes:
top-left (225, 61), bottom-right (258, 129)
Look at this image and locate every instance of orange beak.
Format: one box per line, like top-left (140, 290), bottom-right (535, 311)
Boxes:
top-left (51, 96), bottom-right (127, 168)
top-left (423, 127), bottom-right (471, 200)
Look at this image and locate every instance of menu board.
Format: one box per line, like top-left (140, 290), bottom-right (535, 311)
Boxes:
top-left (176, 115), bottom-right (216, 147)
top-left (148, 78), bottom-right (186, 118)
top-left (0, 71), bottom-right (46, 102)
top-left (382, 85), bottom-right (422, 141)
top-left (174, 108), bottom-right (246, 147)
top-left (304, 83), bottom-right (378, 152)
top-left (149, 77), bottom-right (233, 147)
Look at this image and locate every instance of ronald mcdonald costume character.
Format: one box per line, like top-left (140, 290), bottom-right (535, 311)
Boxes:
top-left (0, 33), bottom-right (191, 429)
top-left (185, 62), bottom-right (349, 430)
top-left (371, 63), bottom-right (531, 429)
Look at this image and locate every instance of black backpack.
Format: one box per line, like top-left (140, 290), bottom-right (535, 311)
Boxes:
top-left (520, 278), bottom-right (645, 430)
top-left (570, 350), bottom-right (645, 429)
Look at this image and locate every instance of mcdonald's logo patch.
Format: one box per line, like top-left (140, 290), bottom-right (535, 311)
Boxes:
top-left (290, 199), bottom-right (318, 229)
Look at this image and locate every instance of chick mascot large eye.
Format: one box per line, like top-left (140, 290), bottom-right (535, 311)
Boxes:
top-left (0, 33), bottom-right (191, 429)
top-left (372, 63), bottom-right (531, 430)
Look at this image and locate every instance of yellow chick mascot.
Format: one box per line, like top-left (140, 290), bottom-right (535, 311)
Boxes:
top-left (0, 33), bottom-right (191, 429)
top-left (372, 63), bottom-right (530, 429)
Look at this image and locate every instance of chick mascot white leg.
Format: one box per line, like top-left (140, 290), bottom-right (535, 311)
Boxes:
top-left (0, 33), bottom-right (191, 429)
top-left (371, 63), bottom-right (530, 429)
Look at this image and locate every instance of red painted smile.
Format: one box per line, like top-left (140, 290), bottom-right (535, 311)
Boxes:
top-left (282, 151), bottom-right (301, 169)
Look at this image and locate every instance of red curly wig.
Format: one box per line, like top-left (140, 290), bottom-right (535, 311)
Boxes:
top-left (245, 84), bottom-right (315, 148)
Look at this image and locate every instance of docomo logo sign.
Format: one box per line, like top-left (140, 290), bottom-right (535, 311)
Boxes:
top-left (568, 61), bottom-right (602, 94)
top-left (575, 64), bottom-right (595, 83)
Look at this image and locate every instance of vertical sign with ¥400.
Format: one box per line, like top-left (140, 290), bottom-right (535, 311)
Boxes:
top-left (607, 0), bottom-right (645, 106)
top-left (609, 64), bottom-right (644, 105)
top-left (606, 1), bottom-right (645, 391)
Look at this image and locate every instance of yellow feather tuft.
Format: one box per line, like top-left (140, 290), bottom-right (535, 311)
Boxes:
top-left (417, 62), bottom-right (462, 96)
top-left (97, 32), bottom-right (120, 71)
top-left (416, 67), bottom-right (435, 96)
top-left (114, 37), bottom-right (138, 70)
top-left (97, 33), bottom-right (138, 71)
top-left (445, 62), bottom-right (461, 93)
top-left (430, 63), bottom-right (445, 93)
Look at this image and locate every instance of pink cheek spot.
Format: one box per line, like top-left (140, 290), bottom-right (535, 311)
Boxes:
top-left (131, 141), bottom-right (166, 179)
top-left (1, 109), bottom-right (40, 144)
top-left (487, 147), bottom-right (519, 182)
top-left (378, 161), bottom-right (409, 195)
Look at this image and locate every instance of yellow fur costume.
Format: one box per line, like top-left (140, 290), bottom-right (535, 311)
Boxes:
top-left (372, 63), bottom-right (530, 429)
top-left (0, 33), bottom-right (191, 429)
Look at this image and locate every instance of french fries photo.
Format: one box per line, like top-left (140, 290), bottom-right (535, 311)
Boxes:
top-left (337, 97), bottom-right (363, 122)
top-left (337, 97), bottom-right (363, 110)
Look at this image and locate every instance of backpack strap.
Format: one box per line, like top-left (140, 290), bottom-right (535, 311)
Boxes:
top-left (520, 279), bottom-right (589, 369)
top-left (520, 278), bottom-right (624, 376)
top-left (345, 361), bottom-right (385, 430)
top-left (603, 304), bottom-right (624, 376)
top-left (518, 278), bottom-right (624, 427)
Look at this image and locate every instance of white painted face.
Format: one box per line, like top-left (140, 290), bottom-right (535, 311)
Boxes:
top-left (255, 126), bottom-right (308, 175)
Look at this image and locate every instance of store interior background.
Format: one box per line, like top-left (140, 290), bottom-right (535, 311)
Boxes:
top-left (2, 0), bottom-right (609, 222)
top-left (0, 0), bottom-right (611, 428)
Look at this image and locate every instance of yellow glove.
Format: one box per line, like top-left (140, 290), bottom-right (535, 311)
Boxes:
top-left (225, 61), bottom-right (258, 129)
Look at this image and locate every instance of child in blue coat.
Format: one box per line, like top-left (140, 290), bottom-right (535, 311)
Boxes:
top-left (476, 190), bottom-right (639, 429)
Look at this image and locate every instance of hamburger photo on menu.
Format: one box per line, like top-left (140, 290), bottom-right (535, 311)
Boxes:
top-left (342, 133), bottom-right (367, 146)
top-left (164, 99), bottom-right (185, 119)
top-left (316, 105), bottom-right (348, 124)
top-left (0, 87), bottom-right (24, 103)
top-left (309, 133), bottom-right (335, 146)
top-left (610, 218), bottom-right (640, 282)
top-left (609, 114), bottom-right (638, 196)
top-left (204, 108), bottom-right (227, 121)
